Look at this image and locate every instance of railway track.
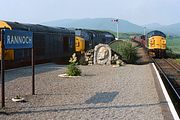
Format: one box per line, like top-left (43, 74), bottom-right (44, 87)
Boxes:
top-left (152, 58), bottom-right (180, 100)
top-left (152, 58), bottom-right (180, 116)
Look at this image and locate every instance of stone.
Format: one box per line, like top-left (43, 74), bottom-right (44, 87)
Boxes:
top-left (94, 44), bottom-right (112, 65)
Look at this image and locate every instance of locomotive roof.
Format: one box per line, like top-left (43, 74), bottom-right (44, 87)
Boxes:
top-left (0, 21), bottom-right (74, 34)
top-left (147, 30), bottom-right (166, 38)
top-left (75, 29), bottom-right (115, 37)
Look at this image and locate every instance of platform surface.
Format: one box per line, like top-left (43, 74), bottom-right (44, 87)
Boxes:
top-left (0, 63), bottom-right (175, 120)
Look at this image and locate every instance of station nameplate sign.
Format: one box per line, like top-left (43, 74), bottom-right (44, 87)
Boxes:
top-left (3, 29), bottom-right (33, 49)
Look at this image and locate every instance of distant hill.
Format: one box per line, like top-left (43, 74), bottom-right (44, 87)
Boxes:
top-left (42, 18), bottom-right (145, 34)
top-left (144, 23), bottom-right (180, 36)
top-left (43, 18), bottom-right (180, 36)
top-left (144, 23), bottom-right (163, 29)
top-left (157, 23), bottom-right (180, 36)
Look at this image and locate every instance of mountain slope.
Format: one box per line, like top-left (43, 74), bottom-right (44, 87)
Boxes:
top-left (144, 23), bottom-right (180, 36)
top-left (42, 18), bottom-right (144, 33)
top-left (43, 18), bottom-right (180, 36)
top-left (158, 23), bottom-right (180, 36)
top-left (144, 23), bottom-right (163, 29)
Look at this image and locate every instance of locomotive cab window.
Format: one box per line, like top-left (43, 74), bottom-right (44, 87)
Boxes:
top-left (75, 30), bottom-right (81, 36)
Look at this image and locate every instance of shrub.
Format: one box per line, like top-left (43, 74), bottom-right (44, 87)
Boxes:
top-left (166, 47), bottom-right (176, 58)
top-left (66, 53), bottom-right (81, 76)
top-left (119, 42), bottom-right (137, 63)
top-left (67, 63), bottom-right (81, 76)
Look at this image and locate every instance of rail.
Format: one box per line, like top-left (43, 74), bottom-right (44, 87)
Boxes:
top-left (152, 58), bottom-right (180, 100)
top-left (163, 59), bottom-right (180, 72)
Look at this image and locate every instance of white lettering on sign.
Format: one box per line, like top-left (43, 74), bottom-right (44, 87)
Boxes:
top-left (6, 35), bottom-right (32, 45)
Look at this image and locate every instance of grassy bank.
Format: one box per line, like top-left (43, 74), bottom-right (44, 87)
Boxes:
top-left (108, 31), bottom-right (140, 40)
top-left (166, 37), bottom-right (180, 54)
top-left (110, 40), bottom-right (137, 63)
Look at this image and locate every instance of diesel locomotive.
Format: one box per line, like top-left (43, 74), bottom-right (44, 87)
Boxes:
top-left (75, 29), bottom-right (115, 53)
top-left (132, 30), bottom-right (166, 57)
top-left (0, 20), bottom-right (115, 68)
top-left (146, 30), bottom-right (166, 57)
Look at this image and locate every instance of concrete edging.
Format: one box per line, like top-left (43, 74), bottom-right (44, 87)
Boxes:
top-left (152, 63), bottom-right (179, 120)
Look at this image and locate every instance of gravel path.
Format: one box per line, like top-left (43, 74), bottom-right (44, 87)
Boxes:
top-left (0, 63), bottom-right (168, 119)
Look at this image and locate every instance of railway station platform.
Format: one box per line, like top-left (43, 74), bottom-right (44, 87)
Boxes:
top-left (0, 63), bottom-right (179, 119)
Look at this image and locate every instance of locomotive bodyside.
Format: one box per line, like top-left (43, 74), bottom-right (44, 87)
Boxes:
top-left (132, 35), bottom-right (145, 47)
top-left (0, 21), bottom-right (75, 68)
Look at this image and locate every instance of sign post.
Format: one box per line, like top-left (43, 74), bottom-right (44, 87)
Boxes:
top-left (32, 41), bottom-right (35, 95)
top-left (1, 29), bottom-right (33, 107)
top-left (1, 29), bottom-right (5, 108)
top-left (112, 19), bottom-right (119, 40)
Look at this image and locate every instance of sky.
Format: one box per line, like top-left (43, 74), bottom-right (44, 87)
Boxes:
top-left (0, 0), bottom-right (180, 25)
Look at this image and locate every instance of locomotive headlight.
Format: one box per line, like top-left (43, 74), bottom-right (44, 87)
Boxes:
top-left (150, 39), bottom-right (154, 44)
top-left (163, 40), bottom-right (166, 43)
top-left (161, 38), bottom-right (166, 43)
top-left (150, 38), bottom-right (154, 42)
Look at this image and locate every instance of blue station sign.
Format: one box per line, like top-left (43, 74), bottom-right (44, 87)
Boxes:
top-left (3, 29), bottom-right (33, 49)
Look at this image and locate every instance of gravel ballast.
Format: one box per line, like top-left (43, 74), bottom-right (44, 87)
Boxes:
top-left (0, 63), bottom-right (170, 119)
